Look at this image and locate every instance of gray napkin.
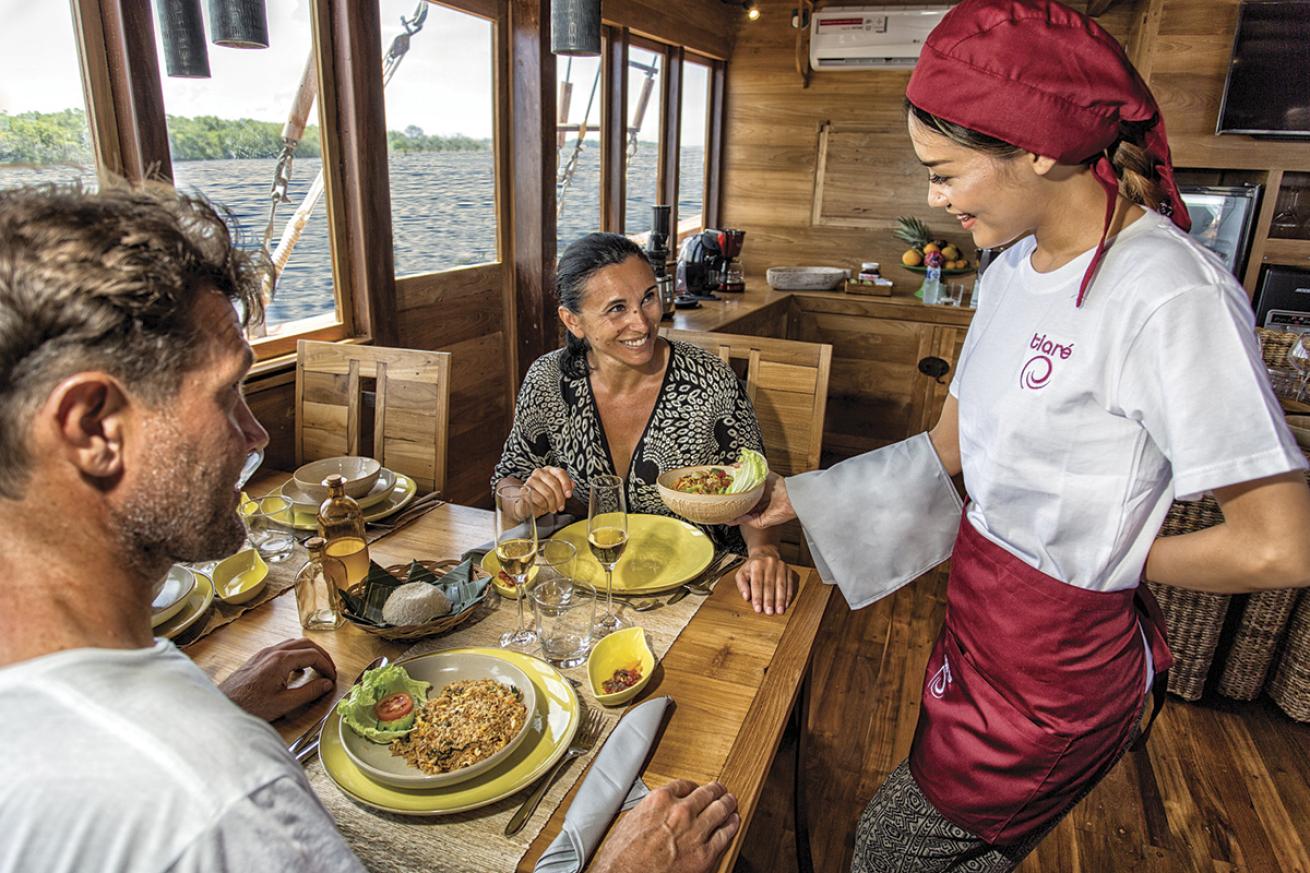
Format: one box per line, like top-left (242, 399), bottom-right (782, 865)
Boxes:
top-left (788, 431), bottom-right (963, 610)
top-left (462, 513), bottom-right (576, 562)
top-left (533, 696), bottom-right (673, 873)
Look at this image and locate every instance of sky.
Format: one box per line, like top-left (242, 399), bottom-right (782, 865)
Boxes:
top-left (0, 0), bottom-right (707, 145)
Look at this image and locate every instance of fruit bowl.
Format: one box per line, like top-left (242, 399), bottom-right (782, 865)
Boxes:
top-left (656, 466), bottom-right (764, 526)
top-left (904, 264), bottom-right (975, 276)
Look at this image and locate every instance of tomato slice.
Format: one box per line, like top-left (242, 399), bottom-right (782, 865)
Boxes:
top-left (374, 691), bottom-right (414, 722)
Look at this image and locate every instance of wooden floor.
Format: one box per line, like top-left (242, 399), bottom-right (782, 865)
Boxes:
top-left (735, 566), bottom-right (1310, 873)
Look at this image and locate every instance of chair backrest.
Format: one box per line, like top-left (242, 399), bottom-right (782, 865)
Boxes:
top-left (661, 329), bottom-right (833, 476)
top-left (295, 340), bottom-right (452, 495)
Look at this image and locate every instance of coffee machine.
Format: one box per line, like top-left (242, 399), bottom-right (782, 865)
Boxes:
top-left (646, 205), bottom-right (676, 319)
top-left (677, 228), bottom-right (747, 298)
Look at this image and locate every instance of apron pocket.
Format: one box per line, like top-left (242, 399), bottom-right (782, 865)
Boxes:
top-left (910, 628), bottom-right (1072, 844)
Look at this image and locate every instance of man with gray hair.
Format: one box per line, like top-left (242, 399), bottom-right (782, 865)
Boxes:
top-left (0, 184), bottom-right (739, 873)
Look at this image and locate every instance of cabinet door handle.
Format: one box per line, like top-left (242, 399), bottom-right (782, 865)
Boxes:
top-left (918, 356), bottom-right (951, 384)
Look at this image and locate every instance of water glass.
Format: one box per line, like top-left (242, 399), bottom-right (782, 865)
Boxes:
top-left (248, 495), bottom-right (296, 563)
top-left (535, 539), bottom-right (577, 589)
top-left (532, 579), bottom-right (595, 668)
top-left (942, 282), bottom-right (967, 307)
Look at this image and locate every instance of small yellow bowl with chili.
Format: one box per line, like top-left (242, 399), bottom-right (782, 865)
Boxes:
top-left (587, 626), bottom-right (656, 707)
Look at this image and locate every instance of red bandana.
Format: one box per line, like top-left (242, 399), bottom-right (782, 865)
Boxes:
top-left (906, 0), bottom-right (1190, 307)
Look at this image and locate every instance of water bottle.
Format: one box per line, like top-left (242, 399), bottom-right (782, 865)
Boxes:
top-left (922, 263), bottom-right (943, 305)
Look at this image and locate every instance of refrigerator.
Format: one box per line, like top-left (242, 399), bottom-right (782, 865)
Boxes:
top-left (1178, 185), bottom-right (1262, 279)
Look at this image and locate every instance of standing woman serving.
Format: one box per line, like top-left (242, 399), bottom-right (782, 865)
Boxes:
top-left (739, 1), bottom-right (1310, 869)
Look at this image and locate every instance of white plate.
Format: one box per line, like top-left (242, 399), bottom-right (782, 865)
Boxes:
top-left (155, 571), bottom-right (214, 640)
top-left (339, 652), bottom-right (538, 789)
top-left (151, 566), bottom-right (197, 628)
top-left (281, 467), bottom-right (397, 511)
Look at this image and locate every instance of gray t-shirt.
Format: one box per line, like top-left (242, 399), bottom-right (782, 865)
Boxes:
top-left (0, 640), bottom-right (365, 873)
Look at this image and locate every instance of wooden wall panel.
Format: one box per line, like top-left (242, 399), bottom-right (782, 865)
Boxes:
top-left (603, 0), bottom-right (738, 59)
top-left (395, 264), bottom-right (511, 507)
top-left (720, 2), bottom-right (1136, 293)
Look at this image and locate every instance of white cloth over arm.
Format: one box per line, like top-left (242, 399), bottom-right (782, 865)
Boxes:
top-left (787, 431), bottom-right (963, 610)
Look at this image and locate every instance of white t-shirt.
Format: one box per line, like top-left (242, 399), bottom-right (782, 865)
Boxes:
top-left (951, 210), bottom-right (1306, 592)
top-left (0, 641), bottom-right (365, 873)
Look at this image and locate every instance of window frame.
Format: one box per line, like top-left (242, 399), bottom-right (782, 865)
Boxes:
top-left (71, 0), bottom-right (370, 359)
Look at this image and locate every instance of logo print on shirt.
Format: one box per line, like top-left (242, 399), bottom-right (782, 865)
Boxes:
top-left (1020, 333), bottom-right (1074, 391)
top-left (928, 657), bottom-right (953, 699)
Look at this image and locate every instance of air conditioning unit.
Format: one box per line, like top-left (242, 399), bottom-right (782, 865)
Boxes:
top-left (809, 5), bottom-right (951, 70)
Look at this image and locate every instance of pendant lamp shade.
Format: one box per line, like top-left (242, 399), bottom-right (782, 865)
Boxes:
top-left (155, 0), bottom-right (211, 78)
top-left (208, 0), bottom-right (270, 49)
top-left (552, 0), bottom-right (601, 57)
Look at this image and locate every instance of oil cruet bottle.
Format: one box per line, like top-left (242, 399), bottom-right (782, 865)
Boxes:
top-left (317, 474), bottom-right (371, 589)
top-left (295, 537), bottom-right (344, 630)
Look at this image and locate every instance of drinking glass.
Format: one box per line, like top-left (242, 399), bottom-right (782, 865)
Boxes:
top-left (532, 578), bottom-right (595, 668)
top-left (495, 482), bottom-right (539, 650)
top-left (535, 539), bottom-right (577, 588)
top-left (942, 282), bottom-right (967, 306)
top-left (1271, 189), bottom-right (1303, 238)
top-left (248, 495), bottom-right (296, 563)
top-left (587, 474), bottom-right (628, 637)
top-left (1288, 333), bottom-right (1310, 401)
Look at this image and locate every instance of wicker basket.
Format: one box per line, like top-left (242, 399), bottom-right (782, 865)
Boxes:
top-left (1257, 327), bottom-right (1298, 370)
top-left (343, 559), bottom-right (489, 641)
top-left (1216, 587), bottom-right (1302, 700)
top-left (1270, 591), bottom-right (1310, 722)
top-left (1147, 497), bottom-right (1232, 701)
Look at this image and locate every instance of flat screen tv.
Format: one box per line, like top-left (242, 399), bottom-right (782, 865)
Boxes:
top-left (1216, 0), bottom-right (1310, 138)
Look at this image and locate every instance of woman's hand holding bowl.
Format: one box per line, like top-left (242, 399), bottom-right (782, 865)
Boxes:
top-left (735, 548), bottom-right (796, 615)
top-left (521, 466), bottom-right (575, 517)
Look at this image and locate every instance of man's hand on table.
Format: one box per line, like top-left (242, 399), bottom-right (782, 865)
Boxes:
top-left (591, 780), bottom-right (740, 873)
top-left (219, 638), bottom-right (338, 722)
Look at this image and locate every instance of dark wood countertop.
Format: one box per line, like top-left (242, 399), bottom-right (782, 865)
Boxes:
top-left (667, 277), bottom-right (975, 334)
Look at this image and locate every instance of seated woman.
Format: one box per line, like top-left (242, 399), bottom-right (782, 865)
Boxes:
top-left (493, 232), bottom-right (795, 614)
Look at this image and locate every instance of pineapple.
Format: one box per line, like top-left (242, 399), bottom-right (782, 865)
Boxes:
top-left (893, 216), bottom-right (932, 249)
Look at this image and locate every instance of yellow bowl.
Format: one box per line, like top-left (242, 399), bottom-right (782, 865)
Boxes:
top-left (587, 626), bottom-right (656, 707)
top-left (655, 466), bottom-right (764, 526)
top-left (212, 548), bottom-right (269, 605)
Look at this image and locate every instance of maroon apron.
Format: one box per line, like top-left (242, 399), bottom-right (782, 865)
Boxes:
top-left (908, 512), bottom-right (1172, 845)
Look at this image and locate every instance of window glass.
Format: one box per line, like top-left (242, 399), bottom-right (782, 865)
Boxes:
top-left (623, 47), bottom-right (661, 237)
top-left (678, 58), bottom-right (710, 238)
top-left (556, 54), bottom-right (602, 254)
top-left (0, 3), bottom-right (96, 191)
top-left (380, 0), bottom-right (497, 276)
top-left (152, 4), bottom-right (337, 336)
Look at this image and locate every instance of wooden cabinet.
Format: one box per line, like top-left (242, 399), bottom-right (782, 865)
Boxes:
top-left (787, 295), bottom-right (971, 466)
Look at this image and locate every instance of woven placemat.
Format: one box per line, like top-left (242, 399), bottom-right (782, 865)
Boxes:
top-left (305, 582), bottom-right (719, 873)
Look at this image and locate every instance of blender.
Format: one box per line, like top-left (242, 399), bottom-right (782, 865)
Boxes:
top-left (646, 205), bottom-right (676, 319)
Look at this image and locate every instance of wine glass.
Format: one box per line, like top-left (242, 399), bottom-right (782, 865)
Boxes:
top-left (495, 482), bottom-right (539, 650)
top-left (1288, 333), bottom-right (1310, 402)
top-left (587, 474), bottom-right (628, 637)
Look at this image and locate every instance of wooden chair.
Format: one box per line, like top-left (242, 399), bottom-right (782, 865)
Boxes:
top-left (661, 329), bottom-right (833, 564)
top-left (295, 340), bottom-right (452, 495)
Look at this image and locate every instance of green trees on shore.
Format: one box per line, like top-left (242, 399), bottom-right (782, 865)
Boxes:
top-left (1, 109), bottom-right (490, 164)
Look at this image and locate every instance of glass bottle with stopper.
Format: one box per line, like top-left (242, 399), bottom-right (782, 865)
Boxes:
top-left (295, 536), bottom-right (345, 631)
top-left (317, 474), bottom-right (371, 589)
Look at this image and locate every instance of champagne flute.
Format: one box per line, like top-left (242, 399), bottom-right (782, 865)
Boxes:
top-left (495, 482), bottom-right (539, 649)
top-left (587, 474), bottom-right (629, 637)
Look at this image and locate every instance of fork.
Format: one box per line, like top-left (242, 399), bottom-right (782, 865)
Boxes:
top-left (504, 708), bottom-right (608, 836)
top-left (287, 654), bottom-right (389, 756)
top-left (666, 553), bottom-right (742, 605)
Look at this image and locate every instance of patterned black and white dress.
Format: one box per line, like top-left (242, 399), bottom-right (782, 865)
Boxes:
top-left (493, 339), bottom-right (764, 552)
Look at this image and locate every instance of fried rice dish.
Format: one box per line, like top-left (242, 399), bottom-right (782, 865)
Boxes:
top-left (389, 678), bottom-right (528, 775)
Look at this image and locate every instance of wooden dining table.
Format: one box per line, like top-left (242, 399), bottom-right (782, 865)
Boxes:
top-left (187, 472), bottom-right (832, 872)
